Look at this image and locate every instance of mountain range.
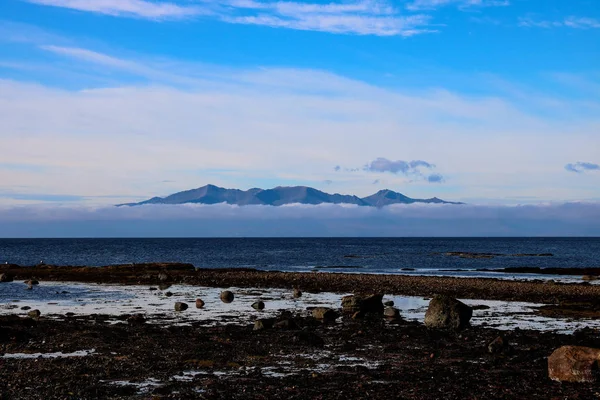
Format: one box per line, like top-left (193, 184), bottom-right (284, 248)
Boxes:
top-left (119, 185), bottom-right (463, 207)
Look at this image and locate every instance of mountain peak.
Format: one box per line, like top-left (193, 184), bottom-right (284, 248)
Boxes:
top-left (118, 185), bottom-right (462, 207)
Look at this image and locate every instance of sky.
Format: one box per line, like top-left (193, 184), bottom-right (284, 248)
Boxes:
top-left (0, 0), bottom-right (599, 236)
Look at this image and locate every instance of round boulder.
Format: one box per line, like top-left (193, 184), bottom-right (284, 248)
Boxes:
top-left (174, 302), bottom-right (188, 312)
top-left (220, 290), bottom-right (234, 303)
top-left (195, 299), bottom-right (205, 309)
top-left (293, 288), bottom-right (302, 298)
top-left (0, 273), bottom-right (14, 283)
top-left (424, 295), bottom-right (473, 330)
top-left (252, 301), bottom-right (265, 310)
top-left (27, 309), bottom-right (41, 319)
top-left (549, 346), bottom-right (600, 382)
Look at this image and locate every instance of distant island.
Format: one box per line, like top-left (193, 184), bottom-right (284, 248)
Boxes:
top-left (119, 184), bottom-right (463, 207)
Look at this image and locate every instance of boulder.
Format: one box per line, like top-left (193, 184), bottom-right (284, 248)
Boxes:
top-left (0, 273), bottom-right (13, 283)
top-left (27, 309), bottom-right (41, 319)
top-left (424, 295), bottom-right (472, 330)
top-left (548, 346), bottom-right (600, 383)
top-left (384, 307), bottom-right (401, 319)
top-left (195, 299), bottom-right (205, 309)
top-left (293, 288), bottom-right (303, 298)
top-left (220, 290), bottom-right (234, 303)
top-left (252, 301), bottom-right (265, 310)
top-left (253, 318), bottom-right (275, 331)
top-left (384, 300), bottom-right (394, 307)
top-left (341, 294), bottom-right (384, 314)
top-left (312, 307), bottom-right (338, 322)
top-left (174, 302), bottom-right (188, 312)
top-left (165, 292), bottom-right (173, 297)
top-left (488, 336), bottom-right (509, 354)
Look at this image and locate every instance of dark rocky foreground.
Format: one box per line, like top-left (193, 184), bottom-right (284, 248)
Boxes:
top-left (2, 264), bottom-right (600, 399)
top-left (2, 310), bottom-right (600, 399)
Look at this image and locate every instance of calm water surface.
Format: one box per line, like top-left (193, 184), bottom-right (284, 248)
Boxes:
top-left (1, 238), bottom-right (599, 277)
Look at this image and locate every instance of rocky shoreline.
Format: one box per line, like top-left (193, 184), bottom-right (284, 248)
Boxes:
top-left (2, 263), bottom-right (600, 303)
top-left (2, 264), bottom-right (600, 399)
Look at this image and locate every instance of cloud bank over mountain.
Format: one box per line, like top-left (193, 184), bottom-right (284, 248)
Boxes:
top-left (1, 202), bottom-right (599, 238)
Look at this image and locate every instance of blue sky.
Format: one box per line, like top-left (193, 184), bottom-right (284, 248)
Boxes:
top-left (0, 0), bottom-right (599, 207)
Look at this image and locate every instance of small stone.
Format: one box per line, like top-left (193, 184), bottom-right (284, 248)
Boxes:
top-left (488, 336), bottom-right (509, 354)
top-left (195, 299), bottom-right (205, 309)
top-left (165, 292), bottom-right (173, 297)
top-left (21, 306), bottom-right (31, 310)
top-left (220, 290), bottom-right (234, 303)
top-left (293, 288), bottom-right (302, 298)
top-left (27, 309), bottom-right (41, 319)
top-left (312, 307), bottom-right (338, 322)
top-left (253, 318), bottom-right (275, 331)
top-left (341, 294), bottom-right (384, 314)
top-left (174, 302), bottom-right (188, 312)
top-left (252, 301), bottom-right (265, 310)
top-left (384, 307), bottom-right (401, 319)
top-left (383, 301), bottom-right (394, 307)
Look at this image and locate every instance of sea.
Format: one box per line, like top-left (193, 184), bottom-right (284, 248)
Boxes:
top-left (1, 237), bottom-right (599, 279)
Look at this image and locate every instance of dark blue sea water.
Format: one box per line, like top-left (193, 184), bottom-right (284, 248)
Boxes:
top-left (1, 238), bottom-right (599, 277)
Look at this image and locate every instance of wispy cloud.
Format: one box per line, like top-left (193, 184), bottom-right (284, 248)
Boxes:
top-left (519, 16), bottom-right (600, 29)
top-left (565, 162), bottom-right (600, 173)
top-left (2, 43), bottom-right (600, 204)
top-left (24, 0), bottom-right (205, 19)
top-left (405, 0), bottom-right (509, 11)
top-left (24, 0), bottom-right (435, 36)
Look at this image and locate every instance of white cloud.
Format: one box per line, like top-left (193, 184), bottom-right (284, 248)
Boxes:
top-left (25, 0), bottom-right (205, 19)
top-left (519, 16), bottom-right (600, 29)
top-left (1, 45), bottom-right (600, 205)
top-left (222, 13), bottom-right (433, 36)
top-left (24, 0), bottom-right (435, 36)
top-left (1, 202), bottom-right (600, 237)
top-left (405, 0), bottom-right (509, 11)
